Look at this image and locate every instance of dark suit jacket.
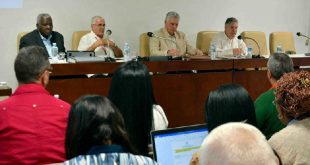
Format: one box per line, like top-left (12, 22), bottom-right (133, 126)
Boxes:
top-left (19, 29), bottom-right (66, 54)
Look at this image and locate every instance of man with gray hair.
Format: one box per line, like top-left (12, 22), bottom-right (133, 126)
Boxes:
top-left (0, 46), bottom-right (70, 164)
top-left (210, 17), bottom-right (247, 57)
top-left (20, 13), bottom-right (65, 57)
top-left (78, 16), bottom-right (123, 58)
top-left (149, 11), bottom-right (203, 56)
top-left (255, 53), bottom-right (294, 139)
top-left (199, 122), bottom-right (279, 165)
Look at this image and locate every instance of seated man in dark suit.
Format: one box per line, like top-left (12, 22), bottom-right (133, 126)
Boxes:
top-left (19, 13), bottom-right (65, 57)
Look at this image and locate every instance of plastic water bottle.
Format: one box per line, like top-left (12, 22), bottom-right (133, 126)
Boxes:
top-left (51, 43), bottom-right (58, 58)
top-left (123, 43), bottom-right (130, 61)
top-left (210, 43), bottom-right (217, 60)
top-left (276, 43), bottom-right (282, 53)
top-left (247, 45), bottom-right (253, 58)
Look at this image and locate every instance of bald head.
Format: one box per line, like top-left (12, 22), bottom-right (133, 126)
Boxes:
top-left (199, 123), bottom-right (278, 165)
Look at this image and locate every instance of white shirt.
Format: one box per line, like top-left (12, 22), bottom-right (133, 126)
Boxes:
top-left (78, 31), bottom-right (115, 58)
top-left (39, 33), bottom-right (52, 57)
top-left (210, 31), bottom-right (247, 57)
top-left (153, 104), bottom-right (168, 130)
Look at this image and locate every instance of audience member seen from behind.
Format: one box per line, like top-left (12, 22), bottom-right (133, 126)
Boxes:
top-left (205, 83), bottom-right (257, 131)
top-left (149, 11), bottom-right (203, 56)
top-left (108, 61), bottom-right (168, 156)
top-left (210, 17), bottom-right (247, 57)
top-left (255, 53), bottom-right (294, 139)
top-left (19, 13), bottom-right (65, 57)
top-left (269, 71), bottom-right (310, 165)
top-left (0, 46), bottom-right (70, 164)
top-left (64, 95), bottom-right (158, 165)
top-left (78, 16), bottom-right (123, 58)
top-left (199, 122), bottom-right (279, 165)
top-left (190, 83), bottom-right (257, 165)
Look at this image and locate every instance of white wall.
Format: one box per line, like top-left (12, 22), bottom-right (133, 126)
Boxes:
top-left (0, 0), bottom-right (309, 89)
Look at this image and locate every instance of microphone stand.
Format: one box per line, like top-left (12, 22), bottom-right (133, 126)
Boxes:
top-left (106, 35), bottom-right (110, 58)
top-left (105, 31), bottom-right (115, 62)
top-left (297, 33), bottom-right (310, 47)
top-left (239, 36), bottom-right (261, 57)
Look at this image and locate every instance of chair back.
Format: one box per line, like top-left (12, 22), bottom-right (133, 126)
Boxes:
top-left (241, 31), bottom-right (269, 55)
top-left (71, 30), bottom-right (90, 50)
top-left (196, 31), bottom-right (218, 55)
top-left (139, 32), bottom-right (150, 57)
top-left (269, 32), bottom-right (296, 54)
top-left (17, 32), bottom-right (28, 51)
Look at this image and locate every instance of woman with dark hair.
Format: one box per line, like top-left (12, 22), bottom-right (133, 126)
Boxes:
top-left (269, 71), bottom-right (310, 164)
top-left (190, 83), bottom-right (257, 165)
top-left (108, 61), bottom-right (168, 156)
top-left (205, 83), bottom-right (257, 131)
top-left (64, 95), bottom-right (157, 164)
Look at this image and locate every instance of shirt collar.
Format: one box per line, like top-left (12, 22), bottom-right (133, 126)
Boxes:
top-left (288, 119), bottom-right (298, 125)
top-left (163, 28), bottom-right (176, 37)
top-left (270, 83), bottom-right (277, 90)
top-left (91, 30), bottom-right (105, 39)
top-left (87, 144), bottom-right (126, 155)
top-left (39, 31), bottom-right (52, 41)
top-left (223, 31), bottom-right (235, 41)
top-left (12, 83), bottom-right (50, 96)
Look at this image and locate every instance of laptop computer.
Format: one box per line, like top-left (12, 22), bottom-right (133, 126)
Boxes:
top-left (151, 124), bottom-right (208, 165)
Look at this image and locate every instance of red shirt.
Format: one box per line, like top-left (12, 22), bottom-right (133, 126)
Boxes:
top-left (0, 83), bottom-right (70, 165)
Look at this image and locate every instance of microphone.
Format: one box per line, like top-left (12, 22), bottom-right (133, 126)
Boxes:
top-left (147, 32), bottom-right (154, 37)
top-left (297, 32), bottom-right (310, 39)
top-left (297, 32), bottom-right (310, 46)
top-left (238, 35), bottom-right (261, 56)
top-left (147, 32), bottom-right (176, 43)
top-left (147, 32), bottom-right (180, 56)
top-left (106, 29), bottom-right (112, 36)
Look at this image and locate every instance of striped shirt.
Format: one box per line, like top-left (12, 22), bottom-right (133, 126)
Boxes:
top-left (63, 153), bottom-right (158, 165)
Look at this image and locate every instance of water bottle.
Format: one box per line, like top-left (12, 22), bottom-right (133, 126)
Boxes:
top-left (123, 43), bottom-right (130, 61)
top-left (247, 45), bottom-right (253, 58)
top-left (210, 43), bottom-right (216, 60)
top-left (276, 43), bottom-right (282, 53)
top-left (51, 43), bottom-right (58, 58)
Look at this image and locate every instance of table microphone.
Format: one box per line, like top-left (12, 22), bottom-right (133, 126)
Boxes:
top-left (147, 32), bottom-right (181, 56)
top-left (147, 32), bottom-right (176, 44)
top-left (238, 35), bottom-right (261, 57)
top-left (106, 29), bottom-right (112, 36)
top-left (297, 32), bottom-right (310, 39)
top-left (297, 32), bottom-right (310, 46)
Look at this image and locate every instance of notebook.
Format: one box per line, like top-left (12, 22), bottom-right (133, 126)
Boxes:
top-left (151, 124), bottom-right (208, 165)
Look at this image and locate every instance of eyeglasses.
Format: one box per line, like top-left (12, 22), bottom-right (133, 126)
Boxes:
top-left (45, 65), bottom-right (53, 73)
top-left (42, 66), bottom-right (53, 75)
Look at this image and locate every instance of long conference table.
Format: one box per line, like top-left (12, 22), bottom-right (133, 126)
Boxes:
top-left (48, 55), bottom-right (310, 127)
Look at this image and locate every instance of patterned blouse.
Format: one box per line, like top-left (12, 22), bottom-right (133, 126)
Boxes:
top-left (63, 144), bottom-right (158, 165)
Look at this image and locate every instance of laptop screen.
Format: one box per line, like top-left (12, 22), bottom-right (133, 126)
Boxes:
top-left (151, 124), bottom-right (208, 165)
